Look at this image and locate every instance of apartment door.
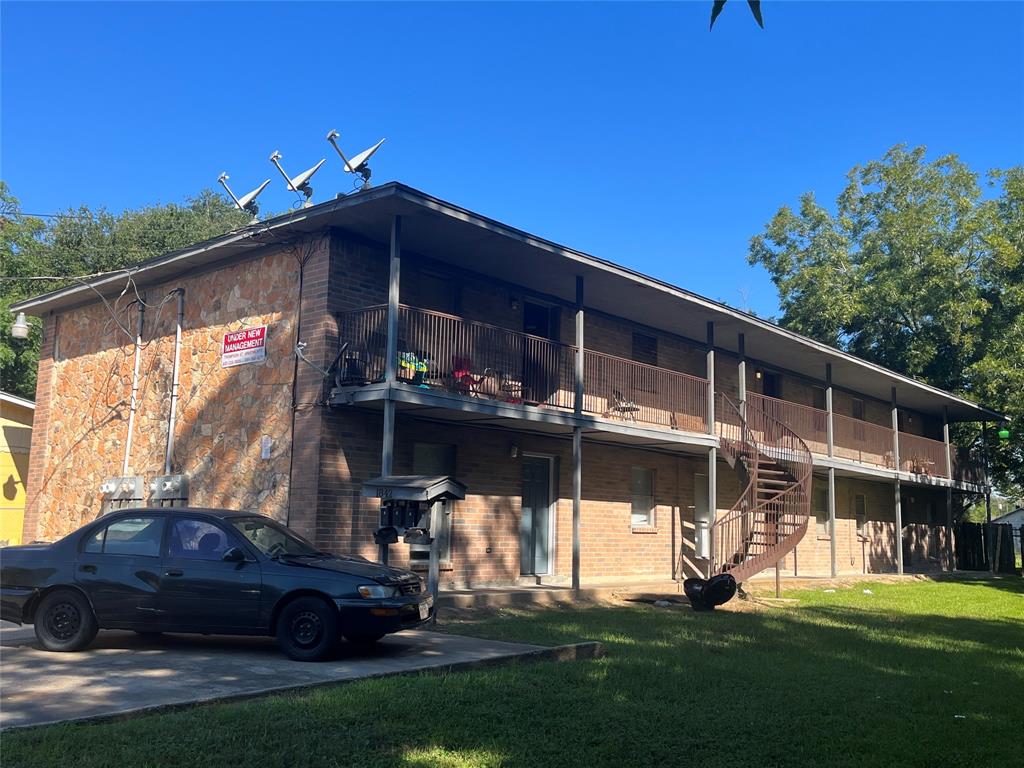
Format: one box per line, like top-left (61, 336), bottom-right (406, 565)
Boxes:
top-left (694, 474), bottom-right (711, 560)
top-left (522, 302), bottom-right (560, 404)
top-left (520, 456), bottom-right (554, 575)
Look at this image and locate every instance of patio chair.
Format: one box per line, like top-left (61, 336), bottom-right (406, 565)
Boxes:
top-left (610, 389), bottom-right (640, 422)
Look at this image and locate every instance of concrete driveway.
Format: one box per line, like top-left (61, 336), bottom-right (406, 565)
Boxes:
top-left (0, 623), bottom-right (551, 730)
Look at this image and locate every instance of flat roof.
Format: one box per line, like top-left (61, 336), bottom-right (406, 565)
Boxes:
top-left (11, 182), bottom-right (1005, 422)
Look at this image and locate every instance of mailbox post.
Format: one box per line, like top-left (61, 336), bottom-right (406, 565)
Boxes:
top-left (362, 475), bottom-right (467, 619)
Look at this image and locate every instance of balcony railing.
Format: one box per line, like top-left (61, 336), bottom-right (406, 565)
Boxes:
top-left (747, 393), bottom-right (829, 455)
top-left (899, 433), bottom-right (949, 476)
top-left (337, 305), bottom-right (708, 430)
top-left (337, 305), bottom-right (985, 484)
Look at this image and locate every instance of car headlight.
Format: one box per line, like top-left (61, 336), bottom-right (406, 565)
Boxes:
top-left (357, 584), bottom-right (398, 599)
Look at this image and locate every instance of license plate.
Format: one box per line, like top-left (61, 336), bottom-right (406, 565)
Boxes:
top-left (418, 601), bottom-right (430, 620)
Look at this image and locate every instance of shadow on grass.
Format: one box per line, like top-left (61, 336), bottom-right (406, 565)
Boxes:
top-left (5, 581), bottom-right (1023, 768)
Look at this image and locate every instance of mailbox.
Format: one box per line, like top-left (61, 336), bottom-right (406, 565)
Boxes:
top-left (362, 475), bottom-right (466, 547)
top-left (362, 475), bottom-right (467, 617)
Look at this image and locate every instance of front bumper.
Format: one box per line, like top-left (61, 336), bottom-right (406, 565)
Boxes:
top-left (334, 592), bottom-right (434, 634)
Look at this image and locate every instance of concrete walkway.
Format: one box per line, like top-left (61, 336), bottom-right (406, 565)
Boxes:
top-left (0, 624), bottom-right (567, 730)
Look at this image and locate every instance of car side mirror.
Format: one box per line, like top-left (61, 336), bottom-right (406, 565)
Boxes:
top-left (222, 546), bottom-right (247, 563)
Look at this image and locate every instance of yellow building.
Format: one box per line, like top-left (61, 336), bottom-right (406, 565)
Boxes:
top-left (1, 391), bottom-right (34, 546)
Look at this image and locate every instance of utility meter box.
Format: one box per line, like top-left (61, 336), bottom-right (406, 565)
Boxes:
top-left (99, 476), bottom-right (145, 515)
top-left (149, 474), bottom-right (189, 506)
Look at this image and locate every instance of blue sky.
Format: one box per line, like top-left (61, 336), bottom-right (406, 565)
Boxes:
top-left (2, 1), bottom-right (1022, 317)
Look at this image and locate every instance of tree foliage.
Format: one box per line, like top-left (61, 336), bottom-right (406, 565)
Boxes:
top-left (1, 183), bottom-right (249, 399)
top-left (749, 146), bottom-right (1023, 494)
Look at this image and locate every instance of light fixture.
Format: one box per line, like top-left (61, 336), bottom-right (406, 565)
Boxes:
top-left (755, 370), bottom-right (763, 380)
top-left (11, 312), bottom-right (29, 339)
top-left (998, 427), bottom-right (1010, 441)
top-left (510, 445), bottom-right (519, 459)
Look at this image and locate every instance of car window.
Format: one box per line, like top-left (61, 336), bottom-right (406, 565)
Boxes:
top-left (87, 517), bottom-right (164, 557)
top-left (230, 517), bottom-right (321, 558)
top-left (169, 518), bottom-right (230, 560)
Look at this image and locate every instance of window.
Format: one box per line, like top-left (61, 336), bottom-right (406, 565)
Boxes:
top-left (812, 386), bottom-right (826, 411)
top-left (411, 442), bottom-right (456, 562)
top-left (419, 271), bottom-right (459, 315)
top-left (854, 494), bottom-right (867, 537)
top-left (169, 519), bottom-right (230, 560)
top-left (631, 467), bottom-right (655, 528)
top-left (631, 332), bottom-right (658, 366)
top-left (813, 485), bottom-right (831, 538)
top-left (851, 398), bottom-right (865, 421)
top-left (84, 517), bottom-right (164, 557)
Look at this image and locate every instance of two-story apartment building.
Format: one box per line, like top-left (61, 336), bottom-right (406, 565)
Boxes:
top-left (12, 183), bottom-right (1002, 587)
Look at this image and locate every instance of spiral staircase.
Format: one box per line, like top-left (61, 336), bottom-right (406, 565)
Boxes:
top-left (711, 393), bottom-right (813, 583)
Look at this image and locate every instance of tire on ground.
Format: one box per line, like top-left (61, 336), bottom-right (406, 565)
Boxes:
top-left (275, 596), bottom-right (341, 662)
top-left (33, 589), bottom-right (99, 652)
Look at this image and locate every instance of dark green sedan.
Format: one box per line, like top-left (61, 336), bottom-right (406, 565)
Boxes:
top-left (0, 508), bottom-right (433, 661)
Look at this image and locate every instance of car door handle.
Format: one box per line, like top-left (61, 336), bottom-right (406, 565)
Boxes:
top-left (79, 564), bottom-right (97, 573)
top-left (164, 569), bottom-right (184, 577)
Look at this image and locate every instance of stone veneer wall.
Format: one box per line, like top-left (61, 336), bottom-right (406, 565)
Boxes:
top-left (24, 248), bottom-right (300, 541)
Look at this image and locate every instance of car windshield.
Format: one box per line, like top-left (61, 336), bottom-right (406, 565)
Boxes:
top-left (230, 517), bottom-right (323, 558)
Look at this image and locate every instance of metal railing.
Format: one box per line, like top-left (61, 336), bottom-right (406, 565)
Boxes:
top-left (831, 412), bottom-right (896, 468)
top-left (898, 433), bottom-right (949, 477)
top-left (338, 306), bottom-right (985, 486)
top-left (712, 392), bottom-right (813, 583)
top-left (337, 305), bottom-right (708, 426)
top-left (583, 349), bottom-right (708, 431)
top-left (747, 393), bottom-right (829, 454)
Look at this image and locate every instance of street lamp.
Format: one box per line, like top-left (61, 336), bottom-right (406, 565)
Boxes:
top-left (10, 312), bottom-right (29, 339)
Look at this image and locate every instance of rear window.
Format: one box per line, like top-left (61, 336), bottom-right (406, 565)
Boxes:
top-left (84, 517), bottom-right (164, 557)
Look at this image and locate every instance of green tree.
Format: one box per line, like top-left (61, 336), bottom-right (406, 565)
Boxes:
top-left (748, 146), bottom-right (1023, 493)
top-left (1, 184), bottom-right (249, 400)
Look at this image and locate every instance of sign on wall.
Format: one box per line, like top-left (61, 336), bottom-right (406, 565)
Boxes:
top-left (222, 325), bottom-right (268, 368)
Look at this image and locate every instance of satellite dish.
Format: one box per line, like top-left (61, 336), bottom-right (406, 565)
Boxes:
top-left (269, 151), bottom-right (325, 208)
top-left (327, 130), bottom-right (385, 189)
top-left (218, 173), bottom-right (270, 222)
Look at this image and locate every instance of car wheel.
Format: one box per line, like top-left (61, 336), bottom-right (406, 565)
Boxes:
top-left (345, 632), bottom-right (385, 650)
top-left (34, 589), bottom-right (98, 652)
top-left (276, 596), bottom-right (340, 662)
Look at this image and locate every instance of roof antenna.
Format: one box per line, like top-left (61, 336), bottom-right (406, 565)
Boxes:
top-left (218, 173), bottom-right (270, 223)
top-left (269, 151), bottom-right (325, 208)
top-left (326, 130), bottom-right (385, 190)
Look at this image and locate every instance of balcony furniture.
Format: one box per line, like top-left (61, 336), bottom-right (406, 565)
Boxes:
top-left (609, 389), bottom-right (640, 422)
top-left (397, 352), bottom-right (427, 386)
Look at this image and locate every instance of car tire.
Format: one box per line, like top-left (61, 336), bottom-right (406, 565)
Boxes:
top-left (345, 632), bottom-right (385, 649)
top-left (276, 596), bottom-right (340, 662)
top-left (34, 589), bottom-right (99, 652)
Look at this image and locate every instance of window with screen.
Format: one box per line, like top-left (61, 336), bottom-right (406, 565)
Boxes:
top-left (83, 517), bottom-right (164, 557)
top-left (813, 485), bottom-right (830, 537)
top-left (812, 386), bottom-right (826, 411)
top-left (631, 467), bottom-right (655, 528)
top-left (411, 443), bottom-right (456, 562)
top-left (854, 494), bottom-right (867, 536)
top-left (631, 332), bottom-right (658, 366)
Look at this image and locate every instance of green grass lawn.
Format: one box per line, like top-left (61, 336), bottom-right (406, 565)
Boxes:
top-left (5, 577), bottom-right (1023, 768)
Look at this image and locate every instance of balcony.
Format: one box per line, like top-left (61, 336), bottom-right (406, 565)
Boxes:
top-left (336, 305), bottom-right (986, 485)
top-left (748, 393), bottom-right (985, 483)
top-left (337, 305), bottom-right (709, 433)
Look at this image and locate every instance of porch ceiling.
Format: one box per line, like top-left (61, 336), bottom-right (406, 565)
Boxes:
top-left (13, 182), bottom-right (1002, 423)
